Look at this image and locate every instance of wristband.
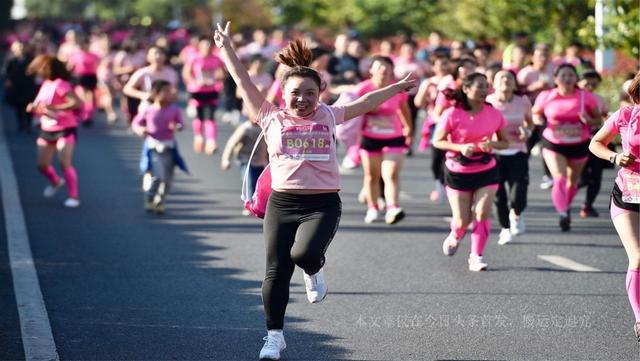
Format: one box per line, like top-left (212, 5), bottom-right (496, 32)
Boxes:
top-left (609, 153), bottom-right (618, 165)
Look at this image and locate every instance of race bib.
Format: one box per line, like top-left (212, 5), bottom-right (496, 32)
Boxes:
top-left (365, 115), bottom-right (396, 135)
top-left (40, 115), bottom-right (58, 128)
top-left (621, 169), bottom-right (640, 204)
top-left (282, 124), bottom-right (332, 161)
top-left (552, 123), bottom-right (582, 143)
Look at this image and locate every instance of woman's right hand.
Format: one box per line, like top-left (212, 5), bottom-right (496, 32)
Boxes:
top-left (460, 143), bottom-right (476, 157)
top-left (213, 21), bottom-right (232, 49)
top-left (616, 152), bottom-right (637, 168)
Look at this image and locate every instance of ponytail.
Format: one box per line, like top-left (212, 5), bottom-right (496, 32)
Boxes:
top-left (444, 72), bottom-right (487, 111)
top-left (275, 39), bottom-right (322, 89)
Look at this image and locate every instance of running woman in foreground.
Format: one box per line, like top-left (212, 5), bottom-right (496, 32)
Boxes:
top-left (26, 55), bottom-right (83, 208)
top-left (589, 71), bottom-right (640, 342)
top-left (532, 64), bottom-right (601, 231)
top-left (213, 21), bottom-right (415, 360)
top-left (486, 70), bottom-right (533, 245)
top-left (434, 72), bottom-right (509, 271)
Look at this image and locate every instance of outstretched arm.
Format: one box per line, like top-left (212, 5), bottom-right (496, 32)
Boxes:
top-left (342, 74), bottom-right (416, 120)
top-left (214, 21), bottom-right (265, 121)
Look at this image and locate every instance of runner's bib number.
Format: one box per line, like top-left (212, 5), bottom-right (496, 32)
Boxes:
top-left (282, 124), bottom-right (332, 161)
top-left (621, 170), bottom-right (640, 204)
top-left (552, 123), bottom-right (582, 143)
top-left (365, 115), bottom-right (396, 135)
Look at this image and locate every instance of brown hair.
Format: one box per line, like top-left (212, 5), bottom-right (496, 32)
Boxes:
top-left (628, 71), bottom-right (640, 104)
top-left (26, 55), bottom-right (71, 81)
top-left (275, 39), bottom-right (322, 89)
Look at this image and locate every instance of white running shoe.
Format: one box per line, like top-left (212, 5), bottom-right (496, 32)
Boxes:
top-left (302, 268), bottom-right (327, 303)
top-left (385, 207), bottom-right (405, 225)
top-left (468, 254), bottom-right (488, 272)
top-left (259, 330), bottom-right (286, 360)
top-left (142, 172), bottom-right (153, 192)
top-left (341, 156), bottom-right (358, 169)
top-left (377, 197), bottom-right (386, 210)
top-left (497, 228), bottom-right (513, 245)
top-left (442, 233), bottom-right (461, 256)
top-left (43, 179), bottom-right (65, 198)
top-left (364, 208), bottom-right (380, 224)
top-left (63, 198), bottom-right (80, 208)
top-left (539, 175), bottom-right (553, 190)
top-left (509, 211), bottom-right (525, 235)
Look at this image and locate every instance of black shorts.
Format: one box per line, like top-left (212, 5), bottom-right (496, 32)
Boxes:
top-left (190, 91), bottom-right (219, 102)
top-left (76, 75), bottom-right (98, 90)
top-left (611, 183), bottom-right (640, 213)
top-left (360, 136), bottom-right (406, 152)
top-left (445, 165), bottom-right (499, 191)
top-left (38, 127), bottom-right (77, 142)
top-left (541, 138), bottom-right (590, 159)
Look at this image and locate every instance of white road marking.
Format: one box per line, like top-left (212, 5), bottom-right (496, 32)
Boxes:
top-left (538, 255), bottom-right (601, 272)
top-left (0, 115), bottom-right (60, 360)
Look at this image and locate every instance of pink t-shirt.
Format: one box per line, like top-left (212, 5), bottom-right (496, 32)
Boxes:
top-left (68, 50), bottom-right (100, 76)
top-left (486, 94), bottom-right (532, 155)
top-left (256, 102), bottom-right (347, 190)
top-left (267, 79), bottom-right (285, 108)
top-left (184, 54), bottom-right (224, 93)
top-left (441, 104), bottom-right (507, 173)
top-left (34, 79), bottom-right (77, 132)
top-left (434, 78), bottom-right (458, 118)
top-left (517, 64), bottom-right (554, 102)
top-left (357, 80), bottom-right (409, 140)
top-left (602, 106), bottom-right (640, 191)
top-left (533, 88), bottom-right (598, 145)
top-left (132, 104), bottom-right (183, 141)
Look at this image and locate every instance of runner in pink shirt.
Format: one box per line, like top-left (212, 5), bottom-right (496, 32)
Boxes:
top-left (26, 55), bottom-right (82, 208)
top-left (68, 37), bottom-right (100, 125)
top-left (113, 40), bottom-right (148, 124)
top-left (213, 22), bottom-right (416, 360)
top-left (487, 70), bottom-right (533, 245)
top-left (123, 46), bottom-right (179, 123)
top-left (132, 80), bottom-right (185, 214)
top-left (358, 55), bottom-right (412, 225)
top-left (434, 72), bottom-right (509, 272)
top-left (57, 30), bottom-right (79, 64)
top-left (532, 64), bottom-right (601, 231)
top-left (182, 35), bottom-right (225, 155)
top-left (589, 71), bottom-right (640, 343)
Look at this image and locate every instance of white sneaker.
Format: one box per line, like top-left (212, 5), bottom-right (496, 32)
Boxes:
top-left (302, 268), bottom-right (327, 303)
top-left (377, 197), bottom-right (386, 210)
top-left (442, 233), bottom-right (461, 256)
top-left (509, 211), bottom-right (525, 235)
top-left (539, 175), bottom-right (553, 190)
top-left (385, 207), bottom-right (405, 225)
top-left (364, 208), bottom-right (379, 224)
top-left (259, 330), bottom-right (286, 360)
top-left (142, 172), bottom-right (153, 192)
top-left (468, 254), bottom-right (488, 271)
top-left (341, 156), bottom-right (358, 169)
top-left (43, 179), bottom-right (65, 198)
top-left (497, 228), bottom-right (513, 245)
top-left (63, 198), bottom-right (80, 208)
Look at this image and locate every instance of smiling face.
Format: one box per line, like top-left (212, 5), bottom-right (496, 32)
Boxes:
top-left (282, 76), bottom-right (320, 117)
top-left (369, 58), bottom-right (394, 84)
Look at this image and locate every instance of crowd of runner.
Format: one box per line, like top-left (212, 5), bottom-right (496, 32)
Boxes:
top-left (1, 18), bottom-right (638, 360)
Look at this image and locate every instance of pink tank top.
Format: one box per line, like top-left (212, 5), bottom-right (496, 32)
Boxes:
top-left (185, 54), bottom-right (224, 93)
top-left (257, 102), bottom-right (347, 190)
top-left (69, 50), bottom-right (100, 76)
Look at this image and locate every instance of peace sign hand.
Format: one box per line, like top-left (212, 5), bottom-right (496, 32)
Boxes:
top-left (396, 73), bottom-right (417, 92)
top-left (213, 21), bottom-right (231, 49)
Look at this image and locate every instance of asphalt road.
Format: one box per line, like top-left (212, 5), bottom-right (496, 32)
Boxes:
top-left (0, 103), bottom-right (636, 361)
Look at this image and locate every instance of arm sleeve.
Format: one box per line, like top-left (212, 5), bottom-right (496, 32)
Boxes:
top-left (602, 108), bottom-right (622, 135)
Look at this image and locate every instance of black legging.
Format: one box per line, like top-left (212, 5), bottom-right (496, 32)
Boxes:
top-left (580, 152), bottom-right (605, 208)
top-left (526, 124), bottom-right (551, 177)
top-left (495, 153), bottom-right (529, 229)
top-left (431, 147), bottom-right (445, 184)
top-left (262, 191), bottom-right (341, 330)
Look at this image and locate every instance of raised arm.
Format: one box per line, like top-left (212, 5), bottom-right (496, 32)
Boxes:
top-left (342, 74), bottom-right (416, 120)
top-left (214, 22), bottom-right (265, 121)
